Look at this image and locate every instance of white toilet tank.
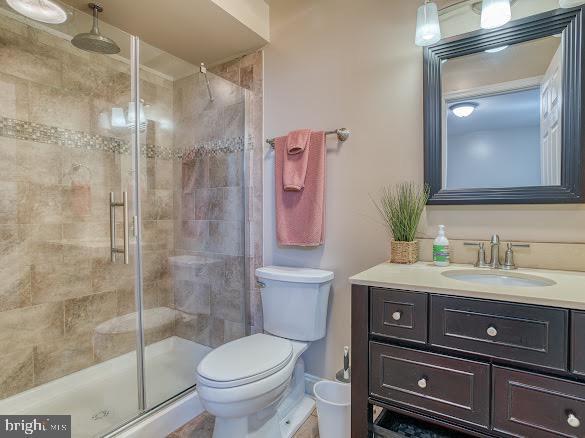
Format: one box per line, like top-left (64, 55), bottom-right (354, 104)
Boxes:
top-left (256, 266), bottom-right (334, 342)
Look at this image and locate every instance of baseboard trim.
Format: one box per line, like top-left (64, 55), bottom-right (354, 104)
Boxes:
top-left (304, 373), bottom-right (324, 397)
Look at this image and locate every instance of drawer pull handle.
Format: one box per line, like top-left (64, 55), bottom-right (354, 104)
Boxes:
top-left (417, 378), bottom-right (427, 389)
top-left (392, 311), bottom-right (402, 321)
top-left (567, 412), bottom-right (581, 428)
top-left (486, 326), bottom-right (498, 337)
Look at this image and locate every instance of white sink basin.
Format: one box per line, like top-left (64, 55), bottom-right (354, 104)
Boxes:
top-left (442, 270), bottom-right (556, 288)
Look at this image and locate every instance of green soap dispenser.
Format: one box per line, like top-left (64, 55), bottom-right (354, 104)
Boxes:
top-left (433, 225), bottom-right (450, 267)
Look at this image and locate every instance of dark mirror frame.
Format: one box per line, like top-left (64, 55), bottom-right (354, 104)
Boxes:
top-left (424, 6), bottom-right (585, 205)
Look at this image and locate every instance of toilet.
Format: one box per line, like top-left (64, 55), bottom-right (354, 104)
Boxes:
top-left (196, 266), bottom-right (334, 438)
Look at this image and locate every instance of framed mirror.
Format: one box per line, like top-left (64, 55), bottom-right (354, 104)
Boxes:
top-left (424, 7), bottom-right (585, 204)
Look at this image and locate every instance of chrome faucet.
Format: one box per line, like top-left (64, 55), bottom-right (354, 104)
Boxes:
top-left (489, 234), bottom-right (501, 269)
top-left (465, 235), bottom-right (531, 270)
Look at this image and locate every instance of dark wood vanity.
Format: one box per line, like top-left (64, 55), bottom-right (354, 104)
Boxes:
top-left (352, 284), bottom-right (585, 437)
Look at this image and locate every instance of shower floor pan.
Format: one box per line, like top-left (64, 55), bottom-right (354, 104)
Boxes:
top-left (0, 336), bottom-right (211, 438)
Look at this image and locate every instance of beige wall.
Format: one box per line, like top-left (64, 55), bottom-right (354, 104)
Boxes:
top-left (263, 0), bottom-right (585, 379)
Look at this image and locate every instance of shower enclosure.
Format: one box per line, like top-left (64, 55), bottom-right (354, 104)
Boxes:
top-left (0, 2), bottom-right (249, 436)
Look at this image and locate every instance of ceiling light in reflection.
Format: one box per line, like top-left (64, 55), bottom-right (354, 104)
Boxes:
top-left (450, 102), bottom-right (479, 118)
top-left (485, 45), bottom-right (509, 53)
top-left (7, 0), bottom-right (68, 24)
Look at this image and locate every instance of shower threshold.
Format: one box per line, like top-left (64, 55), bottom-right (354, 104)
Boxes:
top-left (0, 336), bottom-right (211, 438)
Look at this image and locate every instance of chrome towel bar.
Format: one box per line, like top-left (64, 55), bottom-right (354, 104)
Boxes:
top-left (266, 128), bottom-right (350, 148)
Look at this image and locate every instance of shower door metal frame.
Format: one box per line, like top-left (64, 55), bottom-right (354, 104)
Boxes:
top-left (131, 35), bottom-right (147, 412)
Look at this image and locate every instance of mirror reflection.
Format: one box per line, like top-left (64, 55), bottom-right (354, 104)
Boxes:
top-left (442, 35), bottom-right (563, 189)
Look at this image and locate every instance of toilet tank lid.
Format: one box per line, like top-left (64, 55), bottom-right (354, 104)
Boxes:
top-left (256, 266), bottom-right (334, 283)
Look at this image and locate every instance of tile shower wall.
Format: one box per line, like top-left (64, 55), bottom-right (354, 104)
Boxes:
top-left (210, 51), bottom-right (264, 335)
top-left (172, 71), bottom-right (247, 348)
top-left (0, 12), bottom-right (174, 398)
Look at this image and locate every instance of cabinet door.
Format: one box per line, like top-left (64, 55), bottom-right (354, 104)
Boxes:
top-left (430, 295), bottom-right (568, 370)
top-left (370, 342), bottom-right (490, 429)
top-left (572, 311), bottom-right (585, 376)
top-left (370, 288), bottom-right (427, 344)
top-left (493, 366), bottom-right (585, 437)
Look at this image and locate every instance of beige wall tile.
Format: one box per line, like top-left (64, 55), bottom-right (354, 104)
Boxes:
top-left (0, 181), bottom-right (17, 224)
top-left (17, 183), bottom-right (63, 224)
top-left (34, 335), bottom-right (94, 385)
top-left (0, 347), bottom-right (34, 400)
top-left (91, 258), bottom-right (134, 294)
top-left (174, 279), bottom-right (211, 315)
top-left (28, 82), bottom-right (91, 131)
top-left (175, 311), bottom-right (210, 346)
top-left (0, 302), bottom-right (63, 350)
top-left (64, 291), bottom-right (117, 337)
top-left (0, 27), bottom-right (62, 88)
top-left (0, 261), bottom-right (30, 312)
top-left (31, 262), bottom-right (92, 304)
top-left (211, 284), bottom-right (243, 323)
top-left (18, 142), bottom-right (63, 186)
top-left (0, 72), bottom-right (29, 120)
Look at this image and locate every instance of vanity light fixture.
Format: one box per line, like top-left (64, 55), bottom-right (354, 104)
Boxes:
top-left (415, 0), bottom-right (442, 47)
top-left (6, 0), bottom-right (68, 24)
top-left (481, 0), bottom-right (512, 29)
top-left (559, 0), bottom-right (585, 7)
top-left (450, 102), bottom-right (479, 118)
top-left (485, 45), bottom-right (508, 53)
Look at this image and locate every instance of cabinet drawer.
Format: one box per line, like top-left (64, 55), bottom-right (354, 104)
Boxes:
top-left (493, 366), bottom-right (585, 437)
top-left (370, 288), bottom-right (427, 343)
top-left (430, 295), bottom-right (568, 371)
top-left (370, 342), bottom-right (490, 429)
top-left (572, 311), bottom-right (585, 376)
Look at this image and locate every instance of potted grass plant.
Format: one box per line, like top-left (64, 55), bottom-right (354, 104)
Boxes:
top-left (372, 182), bottom-right (430, 264)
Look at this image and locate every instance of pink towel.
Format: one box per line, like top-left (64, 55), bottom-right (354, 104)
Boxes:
top-left (283, 129), bottom-right (312, 191)
top-left (286, 129), bottom-right (311, 154)
top-left (275, 131), bottom-right (326, 246)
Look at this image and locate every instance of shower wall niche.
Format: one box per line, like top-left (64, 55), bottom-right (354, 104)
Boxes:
top-left (0, 3), bottom-right (263, 436)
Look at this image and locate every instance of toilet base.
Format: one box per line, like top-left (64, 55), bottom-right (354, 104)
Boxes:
top-left (211, 395), bottom-right (315, 438)
top-left (279, 395), bottom-right (315, 438)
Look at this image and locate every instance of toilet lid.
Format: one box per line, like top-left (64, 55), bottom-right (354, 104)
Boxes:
top-left (196, 334), bottom-right (293, 388)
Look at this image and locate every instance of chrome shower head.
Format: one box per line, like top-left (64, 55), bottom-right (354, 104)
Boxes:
top-left (71, 3), bottom-right (120, 55)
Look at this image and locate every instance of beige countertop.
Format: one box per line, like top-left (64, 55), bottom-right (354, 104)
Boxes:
top-left (350, 262), bottom-right (585, 310)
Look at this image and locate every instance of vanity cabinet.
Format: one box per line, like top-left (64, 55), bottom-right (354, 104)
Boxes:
top-left (572, 311), bottom-right (585, 376)
top-left (430, 295), bottom-right (568, 371)
top-left (352, 285), bottom-right (585, 438)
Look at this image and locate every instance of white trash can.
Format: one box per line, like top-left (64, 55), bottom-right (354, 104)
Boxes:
top-left (314, 380), bottom-right (351, 438)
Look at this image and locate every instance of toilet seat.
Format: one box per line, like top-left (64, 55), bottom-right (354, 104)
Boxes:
top-left (197, 334), bottom-right (294, 389)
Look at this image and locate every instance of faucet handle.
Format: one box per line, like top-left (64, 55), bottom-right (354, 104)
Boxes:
top-left (464, 242), bottom-right (489, 268)
top-left (502, 243), bottom-right (530, 270)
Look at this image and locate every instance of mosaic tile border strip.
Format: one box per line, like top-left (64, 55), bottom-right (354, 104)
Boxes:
top-left (0, 117), bottom-right (254, 160)
top-left (0, 117), bottom-right (129, 154)
top-left (180, 136), bottom-right (249, 161)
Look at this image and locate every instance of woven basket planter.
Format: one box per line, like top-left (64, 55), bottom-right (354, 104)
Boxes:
top-left (390, 240), bottom-right (419, 264)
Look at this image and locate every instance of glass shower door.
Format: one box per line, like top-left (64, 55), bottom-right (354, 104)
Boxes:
top-left (0, 4), bottom-right (144, 436)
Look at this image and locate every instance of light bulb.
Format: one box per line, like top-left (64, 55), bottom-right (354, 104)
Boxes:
top-left (481, 0), bottom-right (511, 29)
top-left (415, 1), bottom-right (441, 47)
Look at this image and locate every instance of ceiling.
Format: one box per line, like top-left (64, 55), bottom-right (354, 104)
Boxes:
top-left (60, 0), bottom-right (269, 68)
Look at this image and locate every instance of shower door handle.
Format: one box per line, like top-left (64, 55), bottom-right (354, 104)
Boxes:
top-left (110, 191), bottom-right (129, 264)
